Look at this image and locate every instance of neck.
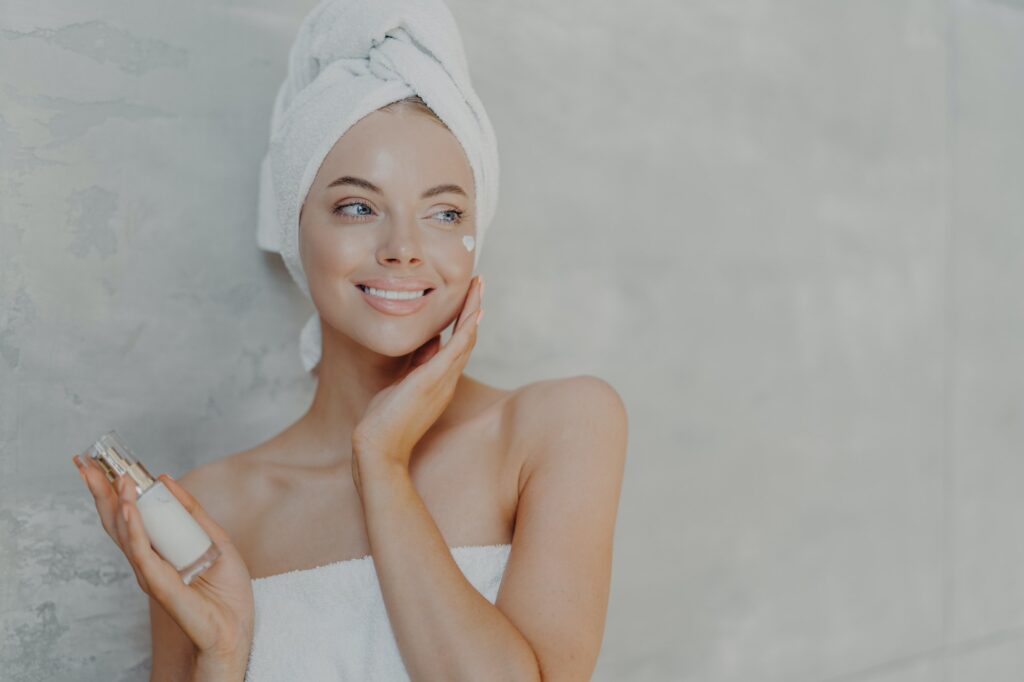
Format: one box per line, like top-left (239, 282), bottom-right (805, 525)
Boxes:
top-left (293, 317), bottom-right (417, 467)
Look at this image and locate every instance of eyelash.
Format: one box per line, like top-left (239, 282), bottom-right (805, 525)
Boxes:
top-left (332, 201), bottom-right (464, 225)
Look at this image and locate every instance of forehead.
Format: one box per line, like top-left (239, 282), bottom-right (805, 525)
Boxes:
top-left (315, 108), bottom-right (474, 196)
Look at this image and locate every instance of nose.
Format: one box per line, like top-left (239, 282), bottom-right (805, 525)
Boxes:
top-left (376, 212), bottom-right (423, 267)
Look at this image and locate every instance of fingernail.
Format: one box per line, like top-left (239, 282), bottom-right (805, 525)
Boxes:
top-left (476, 309), bottom-right (484, 326)
top-left (72, 455), bottom-right (83, 470)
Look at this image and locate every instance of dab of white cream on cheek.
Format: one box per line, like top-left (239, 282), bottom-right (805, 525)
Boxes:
top-left (462, 235), bottom-right (475, 252)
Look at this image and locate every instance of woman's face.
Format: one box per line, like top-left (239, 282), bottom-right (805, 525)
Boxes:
top-left (298, 106), bottom-right (477, 358)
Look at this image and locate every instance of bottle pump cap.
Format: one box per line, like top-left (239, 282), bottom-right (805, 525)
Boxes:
top-left (87, 430), bottom-right (156, 496)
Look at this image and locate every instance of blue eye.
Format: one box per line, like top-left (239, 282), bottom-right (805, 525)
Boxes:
top-left (333, 202), bottom-right (373, 218)
top-left (331, 202), bottom-right (464, 225)
top-left (435, 209), bottom-right (464, 224)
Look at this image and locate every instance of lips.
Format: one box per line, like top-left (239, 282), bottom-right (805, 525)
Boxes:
top-left (355, 282), bottom-right (434, 316)
top-left (355, 277), bottom-right (436, 291)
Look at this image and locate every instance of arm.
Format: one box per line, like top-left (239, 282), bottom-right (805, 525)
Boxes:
top-left (358, 375), bottom-right (628, 682)
top-left (359, 462), bottom-right (540, 681)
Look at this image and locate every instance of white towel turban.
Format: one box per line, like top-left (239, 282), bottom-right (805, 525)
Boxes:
top-left (256, 0), bottom-right (500, 373)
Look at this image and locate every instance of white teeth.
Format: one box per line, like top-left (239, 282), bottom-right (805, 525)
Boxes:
top-left (361, 285), bottom-right (427, 300)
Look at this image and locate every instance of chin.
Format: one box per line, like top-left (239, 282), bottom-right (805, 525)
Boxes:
top-left (362, 331), bottom-right (436, 358)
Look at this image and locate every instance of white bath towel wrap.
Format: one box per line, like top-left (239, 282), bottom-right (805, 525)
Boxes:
top-left (243, 543), bottom-right (512, 680)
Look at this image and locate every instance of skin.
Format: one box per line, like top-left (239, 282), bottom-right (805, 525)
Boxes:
top-left (74, 104), bottom-right (628, 682)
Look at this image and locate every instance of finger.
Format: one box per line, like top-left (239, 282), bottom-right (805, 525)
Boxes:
top-left (453, 275), bottom-right (484, 335)
top-left (408, 289), bottom-right (479, 382)
top-left (76, 454), bottom-right (121, 544)
top-left (113, 475), bottom-right (133, 553)
top-left (121, 493), bottom-right (186, 598)
top-left (443, 302), bottom-right (482, 363)
top-left (421, 274), bottom-right (481, 374)
top-left (421, 314), bottom-right (479, 388)
top-left (445, 282), bottom-right (481, 367)
top-left (449, 274), bottom-right (479, 333)
top-left (121, 503), bottom-right (152, 593)
top-left (451, 311), bottom-right (482, 367)
top-left (157, 474), bottom-right (234, 548)
top-left (72, 454), bottom-right (88, 486)
top-left (113, 475), bottom-right (152, 592)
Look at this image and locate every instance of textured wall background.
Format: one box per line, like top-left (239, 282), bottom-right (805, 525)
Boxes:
top-left (2, 0), bottom-right (1023, 680)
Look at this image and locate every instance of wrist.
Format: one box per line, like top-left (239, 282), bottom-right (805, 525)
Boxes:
top-left (193, 648), bottom-right (249, 681)
top-left (357, 452), bottom-right (408, 484)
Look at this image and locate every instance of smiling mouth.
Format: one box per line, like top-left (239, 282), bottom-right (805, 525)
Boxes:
top-left (356, 284), bottom-right (435, 300)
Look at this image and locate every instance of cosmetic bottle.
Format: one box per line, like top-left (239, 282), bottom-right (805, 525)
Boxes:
top-left (86, 430), bottom-right (221, 585)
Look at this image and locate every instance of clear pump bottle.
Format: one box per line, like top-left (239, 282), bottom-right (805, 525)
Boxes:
top-left (86, 430), bottom-right (221, 585)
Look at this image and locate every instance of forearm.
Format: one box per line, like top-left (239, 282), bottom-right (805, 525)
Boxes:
top-left (358, 456), bottom-right (541, 682)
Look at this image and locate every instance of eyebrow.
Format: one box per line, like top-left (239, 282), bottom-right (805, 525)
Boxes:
top-left (326, 175), bottom-right (467, 199)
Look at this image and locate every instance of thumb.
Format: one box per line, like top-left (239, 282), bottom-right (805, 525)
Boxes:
top-left (157, 474), bottom-right (234, 548)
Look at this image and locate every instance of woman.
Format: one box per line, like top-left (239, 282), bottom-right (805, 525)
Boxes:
top-left (73, 2), bottom-right (627, 680)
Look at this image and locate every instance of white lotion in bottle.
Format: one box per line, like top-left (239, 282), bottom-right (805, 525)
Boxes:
top-left (87, 430), bottom-right (221, 585)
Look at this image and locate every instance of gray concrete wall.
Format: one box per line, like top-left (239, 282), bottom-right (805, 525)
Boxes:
top-left (2, 1), bottom-right (1022, 680)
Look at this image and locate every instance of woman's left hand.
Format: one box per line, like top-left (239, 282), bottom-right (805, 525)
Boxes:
top-left (351, 274), bottom-right (484, 494)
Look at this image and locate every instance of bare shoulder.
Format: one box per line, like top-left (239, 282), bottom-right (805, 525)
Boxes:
top-left (172, 447), bottom-right (266, 542)
top-left (506, 374), bottom-right (629, 485)
top-left (508, 374), bottom-right (629, 445)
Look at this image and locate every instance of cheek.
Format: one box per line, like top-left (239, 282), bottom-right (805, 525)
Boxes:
top-left (421, 232), bottom-right (475, 281)
top-left (301, 225), bottom-right (374, 281)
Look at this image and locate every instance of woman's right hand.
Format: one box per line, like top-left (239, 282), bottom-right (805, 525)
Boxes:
top-left (73, 454), bottom-right (255, 663)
